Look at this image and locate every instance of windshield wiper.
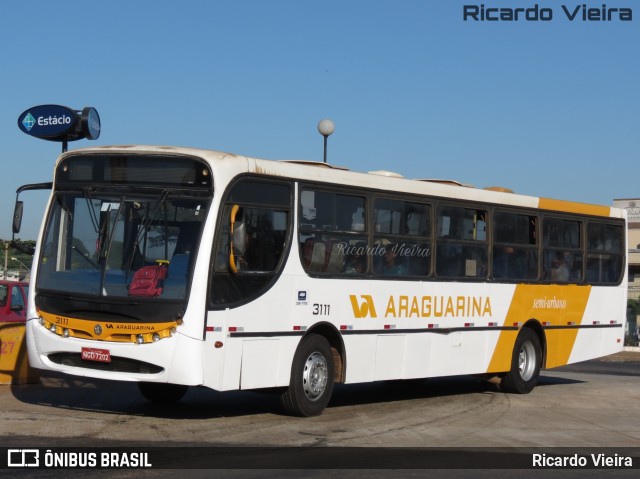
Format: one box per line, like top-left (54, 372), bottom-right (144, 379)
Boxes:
top-left (82, 187), bottom-right (101, 234)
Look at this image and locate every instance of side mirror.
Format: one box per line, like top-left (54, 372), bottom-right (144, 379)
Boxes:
top-left (11, 182), bottom-right (52, 252)
top-left (10, 240), bottom-right (35, 256)
top-left (13, 201), bottom-right (23, 234)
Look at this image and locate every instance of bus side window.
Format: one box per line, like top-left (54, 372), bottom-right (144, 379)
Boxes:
top-left (436, 205), bottom-right (487, 279)
top-left (299, 188), bottom-right (366, 275)
top-left (586, 222), bottom-right (624, 284)
top-left (211, 179), bottom-right (292, 306)
top-left (372, 198), bottom-right (431, 277)
top-left (493, 212), bottom-right (539, 281)
top-left (543, 218), bottom-right (583, 283)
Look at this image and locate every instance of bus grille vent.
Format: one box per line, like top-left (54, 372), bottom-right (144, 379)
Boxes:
top-left (47, 353), bottom-right (164, 374)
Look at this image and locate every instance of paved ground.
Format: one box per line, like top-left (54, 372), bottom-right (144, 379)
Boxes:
top-left (0, 351), bottom-right (638, 477)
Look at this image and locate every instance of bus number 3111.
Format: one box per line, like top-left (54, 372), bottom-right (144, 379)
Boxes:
top-left (313, 304), bottom-right (331, 316)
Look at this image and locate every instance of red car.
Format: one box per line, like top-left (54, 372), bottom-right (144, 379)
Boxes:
top-left (0, 281), bottom-right (29, 323)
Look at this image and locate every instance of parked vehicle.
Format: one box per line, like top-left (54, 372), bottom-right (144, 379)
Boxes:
top-left (0, 281), bottom-right (29, 323)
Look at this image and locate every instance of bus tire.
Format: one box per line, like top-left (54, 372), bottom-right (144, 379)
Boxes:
top-left (500, 328), bottom-right (542, 394)
top-left (138, 382), bottom-right (188, 403)
top-left (280, 334), bottom-right (334, 417)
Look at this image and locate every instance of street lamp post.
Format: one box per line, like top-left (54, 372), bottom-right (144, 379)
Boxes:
top-left (11, 257), bottom-right (30, 280)
top-left (11, 257), bottom-right (30, 271)
top-left (3, 242), bottom-right (7, 280)
top-left (317, 119), bottom-right (335, 164)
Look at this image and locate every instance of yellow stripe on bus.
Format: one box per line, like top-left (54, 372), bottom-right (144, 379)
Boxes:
top-left (487, 284), bottom-right (592, 373)
top-left (37, 310), bottom-right (177, 343)
top-left (538, 198), bottom-right (612, 217)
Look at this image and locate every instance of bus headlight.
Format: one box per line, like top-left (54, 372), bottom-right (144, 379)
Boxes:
top-left (136, 334), bottom-right (144, 345)
top-left (152, 333), bottom-right (160, 342)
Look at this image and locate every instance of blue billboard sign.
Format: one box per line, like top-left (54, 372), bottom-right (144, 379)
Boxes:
top-left (18, 105), bottom-right (79, 140)
top-left (18, 105), bottom-right (101, 148)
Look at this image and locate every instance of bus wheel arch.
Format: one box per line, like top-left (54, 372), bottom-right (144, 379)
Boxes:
top-left (305, 322), bottom-right (346, 384)
top-left (500, 321), bottom-right (544, 394)
top-left (524, 319), bottom-right (547, 369)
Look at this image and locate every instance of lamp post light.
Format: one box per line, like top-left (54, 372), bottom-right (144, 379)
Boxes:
top-left (11, 257), bottom-right (30, 271)
top-left (11, 257), bottom-right (30, 280)
top-left (317, 119), bottom-right (335, 164)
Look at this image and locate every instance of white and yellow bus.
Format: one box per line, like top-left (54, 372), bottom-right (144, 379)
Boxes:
top-left (17, 145), bottom-right (627, 416)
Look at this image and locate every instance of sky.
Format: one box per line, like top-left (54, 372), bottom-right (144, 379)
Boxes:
top-left (1, 0), bottom-right (638, 240)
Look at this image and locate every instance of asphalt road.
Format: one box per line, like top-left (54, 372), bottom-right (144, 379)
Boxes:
top-left (1, 351), bottom-right (638, 478)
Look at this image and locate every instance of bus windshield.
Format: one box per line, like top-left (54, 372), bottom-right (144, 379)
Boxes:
top-left (37, 191), bottom-right (208, 300)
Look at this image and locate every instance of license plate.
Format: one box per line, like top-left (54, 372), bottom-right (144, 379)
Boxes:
top-left (81, 347), bottom-right (111, 363)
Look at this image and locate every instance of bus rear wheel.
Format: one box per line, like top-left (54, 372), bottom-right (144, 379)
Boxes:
top-left (280, 334), bottom-right (334, 417)
top-left (500, 328), bottom-right (542, 394)
top-left (138, 382), bottom-right (189, 403)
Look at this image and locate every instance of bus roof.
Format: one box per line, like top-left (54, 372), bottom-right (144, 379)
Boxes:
top-left (59, 145), bottom-right (623, 219)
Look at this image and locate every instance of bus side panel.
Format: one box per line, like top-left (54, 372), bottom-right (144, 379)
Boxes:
top-left (167, 334), bottom-right (205, 385)
top-left (203, 275), bottom-right (300, 391)
top-left (435, 331), bottom-right (497, 377)
top-left (487, 284), bottom-right (624, 372)
top-left (568, 287), bottom-right (626, 364)
top-left (373, 334), bottom-right (406, 380)
top-left (218, 337), bottom-right (243, 391)
top-left (343, 330), bottom-right (499, 383)
top-left (240, 339), bottom-right (280, 389)
top-left (403, 333), bottom-right (431, 379)
top-left (202, 279), bottom-right (625, 390)
top-left (343, 335), bottom-right (377, 383)
top-left (236, 337), bottom-right (299, 390)
top-left (340, 283), bottom-right (515, 382)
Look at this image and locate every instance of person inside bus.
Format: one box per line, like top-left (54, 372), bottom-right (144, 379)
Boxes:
top-left (550, 252), bottom-right (570, 282)
top-left (493, 246), bottom-right (526, 280)
top-left (344, 250), bottom-right (367, 274)
top-left (381, 244), bottom-right (405, 275)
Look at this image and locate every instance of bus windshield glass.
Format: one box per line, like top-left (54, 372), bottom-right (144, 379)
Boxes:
top-left (38, 192), bottom-right (208, 299)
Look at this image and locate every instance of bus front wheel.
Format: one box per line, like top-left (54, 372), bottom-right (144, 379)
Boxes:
top-left (500, 328), bottom-right (542, 394)
top-left (138, 382), bottom-right (189, 403)
top-left (280, 334), bottom-right (334, 417)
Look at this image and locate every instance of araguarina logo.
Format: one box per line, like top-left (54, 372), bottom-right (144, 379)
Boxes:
top-left (350, 294), bottom-right (493, 319)
top-left (350, 295), bottom-right (377, 318)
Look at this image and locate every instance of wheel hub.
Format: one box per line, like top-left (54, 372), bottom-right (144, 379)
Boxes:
top-left (302, 352), bottom-right (328, 401)
top-left (518, 341), bottom-right (536, 381)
